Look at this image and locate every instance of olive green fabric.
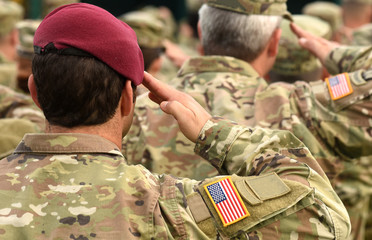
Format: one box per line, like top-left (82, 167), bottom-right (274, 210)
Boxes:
top-left (0, 118), bottom-right (41, 158)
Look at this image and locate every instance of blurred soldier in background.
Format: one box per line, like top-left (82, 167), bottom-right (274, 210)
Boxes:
top-left (338, 0), bottom-right (372, 44)
top-left (0, 0), bottom-right (23, 89)
top-left (350, 23), bottom-right (372, 46)
top-left (269, 15), bottom-right (332, 83)
top-left (42, 0), bottom-right (78, 17)
top-left (0, 2), bottom-right (44, 158)
top-left (16, 19), bottom-right (41, 93)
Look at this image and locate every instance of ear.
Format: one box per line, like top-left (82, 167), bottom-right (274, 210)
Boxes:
top-left (120, 80), bottom-right (134, 117)
top-left (197, 21), bottom-right (204, 56)
top-left (28, 74), bottom-right (41, 109)
top-left (268, 28), bottom-right (282, 57)
top-left (10, 29), bottom-right (19, 47)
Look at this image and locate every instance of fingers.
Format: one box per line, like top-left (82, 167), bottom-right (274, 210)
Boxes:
top-left (290, 23), bottom-right (316, 40)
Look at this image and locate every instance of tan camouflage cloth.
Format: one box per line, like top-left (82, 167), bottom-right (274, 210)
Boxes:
top-left (0, 84), bottom-right (45, 157)
top-left (124, 54), bottom-right (372, 239)
top-left (0, 118), bottom-right (350, 239)
top-left (0, 84), bottom-right (44, 127)
top-left (0, 53), bottom-right (17, 89)
top-left (325, 45), bottom-right (372, 75)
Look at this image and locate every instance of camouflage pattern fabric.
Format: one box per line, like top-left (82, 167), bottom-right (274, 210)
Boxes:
top-left (0, 53), bottom-right (17, 89)
top-left (272, 15), bottom-right (331, 78)
top-left (0, 84), bottom-right (45, 128)
top-left (118, 11), bottom-right (165, 49)
top-left (0, 118), bottom-right (350, 239)
top-left (0, 118), bottom-right (41, 158)
top-left (124, 55), bottom-right (372, 239)
top-left (324, 45), bottom-right (372, 75)
top-left (16, 19), bottom-right (42, 59)
top-left (351, 23), bottom-right (372, 46)
top-left (0, 0), bottom-right (23, 37)
top-left (206, 0), bottom-right (292, 20)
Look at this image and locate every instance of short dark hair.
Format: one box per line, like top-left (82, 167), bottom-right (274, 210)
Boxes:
top-left (140, 47), bottom-right (164, 71)
top-left (32, 53), bottom-right (126, 127)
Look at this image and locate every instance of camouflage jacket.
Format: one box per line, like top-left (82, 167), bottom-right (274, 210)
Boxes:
top-left (0, 52), bottom-right (17, 89)
top-left (0, 118), bottom-right (350, 239)
top-left (124, 56), bottom-right (372, 184)
top-left (325, 45), bottom-right (372, 75)
top-left (0, 84), bottom-right (44, 127)
top-left (0, 85), bottom-right (45, 158)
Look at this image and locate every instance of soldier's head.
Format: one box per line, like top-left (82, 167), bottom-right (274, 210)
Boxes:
top-left (341, 0), bottom-right (372, 28)
top-left (269, 15), bottom-right (331, 83)
top-left (198, 0), bottom-right (291, 73)
top-left (119, 9), bottom-right (166, 75)
top-left (30, 3), bottom-right (143, 132)
top-left (0, 0), bottom-right (23, 61)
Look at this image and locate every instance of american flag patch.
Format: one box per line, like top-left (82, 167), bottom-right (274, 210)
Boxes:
top-left (326, 73), bottom-right (353, 100)
top-left (204, 177), bottom-right (249, 226)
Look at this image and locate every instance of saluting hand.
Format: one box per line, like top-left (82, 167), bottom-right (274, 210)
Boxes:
top-left (290, 23), bottom-right (340, 65)
top-left (142, 72), bottom-right (211, 143)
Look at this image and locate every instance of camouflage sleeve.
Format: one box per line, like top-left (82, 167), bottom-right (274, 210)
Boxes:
top-left (192, 117), bottom-right (350, 239)
top-left (325, 45), bottom-right (372, 75)
top-left (0, 85), bottom-right (45, 130)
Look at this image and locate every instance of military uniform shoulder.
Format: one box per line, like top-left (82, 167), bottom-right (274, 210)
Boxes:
top-left (310, 69), bottom-right (372, 113)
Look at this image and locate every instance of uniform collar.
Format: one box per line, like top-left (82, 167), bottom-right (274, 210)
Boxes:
top-left (177, 55), bottom-right (261, 79)
top-left (14, 133), bottom-right (123, 157)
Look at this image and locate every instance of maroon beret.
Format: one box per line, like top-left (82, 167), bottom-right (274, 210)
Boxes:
top-left (34, 3), bottom-right (144, 85)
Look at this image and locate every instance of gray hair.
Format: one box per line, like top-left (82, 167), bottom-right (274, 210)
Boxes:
top-left (198, 4), bottom-right (282, 62)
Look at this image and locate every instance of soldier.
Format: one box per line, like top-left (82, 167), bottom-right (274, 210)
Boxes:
top-left (269, 15), bottom-right (332, 83)
top-left (0, 3), bottom-right (351, 239)
top-left (16, 19), bottom-right (42, 93)
top-left (0, 2), bottom-right (44, 158)
top-left (0, 0), bottom-right (23, 89)
top-left (337, 0), bottom-right (372, 44)
top-left (123, 1), bottom-right (372, 239)
top-left (118, 10), bottom-right (166, 95)
top-left (350, 23), bottom-right (372, 46)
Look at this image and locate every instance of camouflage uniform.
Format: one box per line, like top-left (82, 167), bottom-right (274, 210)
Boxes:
top-left (0, 0), bottom-right (23, 89)
top-left (0, 118), bottom-right (351, 239)
top-left (0, 85), bottom-right (45, 157)
top-left (16, 19), bottom-right (42, 93)
top-left (270, 15), bottom-right (331, 83)
top-left (351, 23), bottom-right (372, 46)
top-left (324, 45), bottom-right (372, 75)
top-left (124, 2), bottom-right (372, 239)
